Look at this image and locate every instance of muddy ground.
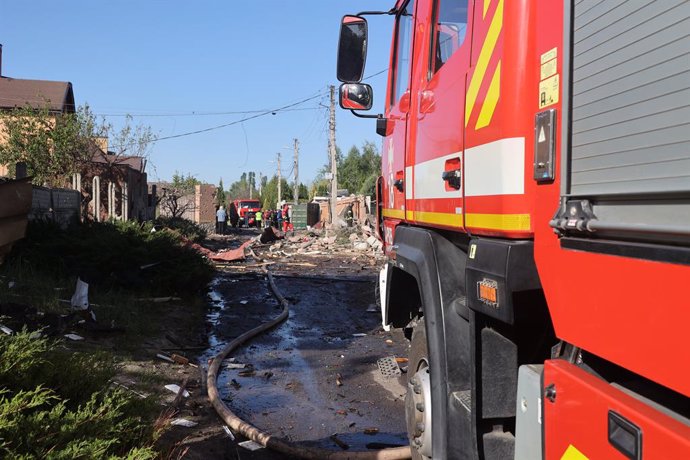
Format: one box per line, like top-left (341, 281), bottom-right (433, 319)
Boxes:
top-left (129, 227), bottom-right (410, 459)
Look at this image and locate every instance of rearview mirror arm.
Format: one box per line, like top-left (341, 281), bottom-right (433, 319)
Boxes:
top-left (350, 110), bottom-right (382, 119)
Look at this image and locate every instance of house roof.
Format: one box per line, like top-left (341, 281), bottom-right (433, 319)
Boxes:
top-left (0, 77), bottom-right (75, 113)
top-left (91, 150), bottom-right (146, 173)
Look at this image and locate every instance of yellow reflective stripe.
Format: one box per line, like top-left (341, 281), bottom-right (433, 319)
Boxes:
top-left (475, 60), bottom-right (501, 129)
top-left (483, 0), bottom-right (491, 19)
top-left (413, 211), bottom-right (464, 227)
top-left (465, 0), bottom-right (503, 127)
top-left (382, 208), bottom-right (405, 219)
top-left (561, 445), bottom-right (589, 460)
top-left (465, 213), bottom-right (531, 231)
top-left (406, 210), bottom-right (414, 220)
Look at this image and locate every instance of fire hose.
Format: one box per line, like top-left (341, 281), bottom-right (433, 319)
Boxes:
top-left (207, 268), bottom-right (412, 460)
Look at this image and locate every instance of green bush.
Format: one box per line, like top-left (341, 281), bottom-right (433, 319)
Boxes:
top-left (153, 216), bottom-right (207, 243)
top-left (6, 220), bottom-right (213, 297)
top-left (0, 332), bottom-right (159, 459)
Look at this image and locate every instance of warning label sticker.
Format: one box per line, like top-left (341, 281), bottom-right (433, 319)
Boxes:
top-left (540, 58), bottom-right (557, 80)
top-left (539, 74), bottom-right (559, 108)
top-left (540, 47), bottom-right (557, 65)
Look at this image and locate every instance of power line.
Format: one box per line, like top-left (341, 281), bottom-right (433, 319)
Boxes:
top-left (150, 92), bottom-right (326, 142)
top-left (97, 107), bottom-right (322, 117)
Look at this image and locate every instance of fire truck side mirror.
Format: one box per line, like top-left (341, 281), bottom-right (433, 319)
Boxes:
top-left (339, 83), bottom-right (373, 111)
top-left (337, 15), bottom-right (368, 83)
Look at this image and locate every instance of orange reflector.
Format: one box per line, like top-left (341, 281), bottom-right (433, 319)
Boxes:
top-left (477, 279), bottom-right (498, 307)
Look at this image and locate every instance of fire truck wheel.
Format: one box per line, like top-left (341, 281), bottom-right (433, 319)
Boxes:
top-left (406, 318), bottom-right (433, 460)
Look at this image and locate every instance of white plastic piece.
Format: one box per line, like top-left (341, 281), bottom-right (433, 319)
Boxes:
top-left (64, 333), bottom-right (84, 341)
top-left (171, 418), bottom-right (198, 427)
top-left (238, 440), bottom-right (263, 451)
top-left (70, 278), bottom-right (89, 310)
top-left (164, 384), bottom-right (190, 398)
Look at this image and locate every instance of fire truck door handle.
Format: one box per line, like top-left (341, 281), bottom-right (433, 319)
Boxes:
top-left (394, 179), bottom-right (404, 192)
top-left (442, 169), bottom-right (462, 190)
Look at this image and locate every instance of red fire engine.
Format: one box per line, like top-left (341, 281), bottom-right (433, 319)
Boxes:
top-left (337, 1), bottom-right (690, 459)
top-left (234, 199), bottom-right (261, 227)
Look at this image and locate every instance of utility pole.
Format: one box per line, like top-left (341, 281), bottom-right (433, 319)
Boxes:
top-left (258, 172), bottom-right (263, 197)
top-left (328, 85), bottom-right (338, 225)
top-left (293, 138), bottom-right (299, 205)
top-left (276, 152), bottom-right (282, 206)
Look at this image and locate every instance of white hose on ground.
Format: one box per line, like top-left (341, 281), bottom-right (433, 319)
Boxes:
top-left (207, 268), bottom-right (412, 460)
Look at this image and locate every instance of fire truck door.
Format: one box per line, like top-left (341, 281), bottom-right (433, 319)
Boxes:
top-left (382, 0), bottom-right (417, 232)
top-left (410, 0), bottom-right (472, 231)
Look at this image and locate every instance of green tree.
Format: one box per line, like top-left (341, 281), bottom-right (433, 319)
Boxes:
top-left (261, 176), bottom-right (292, 210)
top-left (0, 105), bottom-right (95, 186)
top-left (215, 178), bottom-right (227, 208)
top-left (227, 171), bottom-right (259, 200)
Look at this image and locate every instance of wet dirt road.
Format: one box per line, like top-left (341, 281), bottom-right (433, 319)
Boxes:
top-left (202, 270), bottom-right (410, 458)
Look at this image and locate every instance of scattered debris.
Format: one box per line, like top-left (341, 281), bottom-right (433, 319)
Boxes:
top-left (0, 324), bottom-right (13, 335)
top-left (336, 373), bottom-right (343, 386)
top-left (64, 333), bottom-right (84, 341)
top-left (238, 369), bottom-right (256, 377)
top-left (157, 353), bottom-right (175, 363)
top-left (352, 333), bottom-right (367, 337)
top-left (330, 434), bottom-right (350, 450)
top-left (223, 425), bottom-right (236, 440)
top-left (164, 384), bottom-right (190, 398)
top-left (238, 440), bottom-right (264, 451)
top-left (377, 356), bottom-right (403, 378)
top-left (364, 427), bottom-right (380, 435)
top-left (230, 379), bottom-right (241, 389)
top-left (171, 418), bottom-right (198, 428)
top-left (239, 300), bottom-right (249, 305)
top-left (70, 278), bottom-right (89, 310)
top-left (225, 363), bottom-right (247, 369)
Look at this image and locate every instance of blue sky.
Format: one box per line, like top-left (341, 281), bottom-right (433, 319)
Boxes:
top-left (0, 0), bottom-right (394, 185)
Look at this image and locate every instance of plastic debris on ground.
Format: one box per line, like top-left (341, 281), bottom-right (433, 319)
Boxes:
top-left (171, 418), bottom-right (198, 428)
top-left (238, 440), bottom-right (264, 451)
top-left (64, 333), bottom-right (84, 341)
top-left (164, 384), bottom-right (190, 398)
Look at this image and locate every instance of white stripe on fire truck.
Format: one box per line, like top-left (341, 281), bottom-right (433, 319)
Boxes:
top-left (464, 137), bottom-right (524, 197)
top-left (409, 138), bottom-right (524, 199)
top-left (412, 152), bottom-right (463, 199)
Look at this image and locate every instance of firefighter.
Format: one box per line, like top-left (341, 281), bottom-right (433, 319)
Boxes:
top-left (255, 210), bottom-right (262, 228)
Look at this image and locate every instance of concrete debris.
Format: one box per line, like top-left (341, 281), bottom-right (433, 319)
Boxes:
top-left (0, 324), bottom-right (13, 335)
top-left (353, 242), bottom-right (369, 251)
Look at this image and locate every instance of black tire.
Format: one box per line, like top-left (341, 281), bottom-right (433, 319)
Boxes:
top-left (406, 318), bottom-right (432, 460)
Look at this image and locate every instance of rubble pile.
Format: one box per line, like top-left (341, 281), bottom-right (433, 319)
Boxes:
top-left (259, 224), bottom-right (384, 257)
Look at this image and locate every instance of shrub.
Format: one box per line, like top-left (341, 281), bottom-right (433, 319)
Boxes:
top-left (0, 332), bottom-right (159, 459)
top-left (153, 216), bottom-right (207, 243)
top-left (6, 220), bottom-right (213, 297)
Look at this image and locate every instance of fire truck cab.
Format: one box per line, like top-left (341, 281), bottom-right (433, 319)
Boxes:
top-left (337, 1), bottom-right (690, 459)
